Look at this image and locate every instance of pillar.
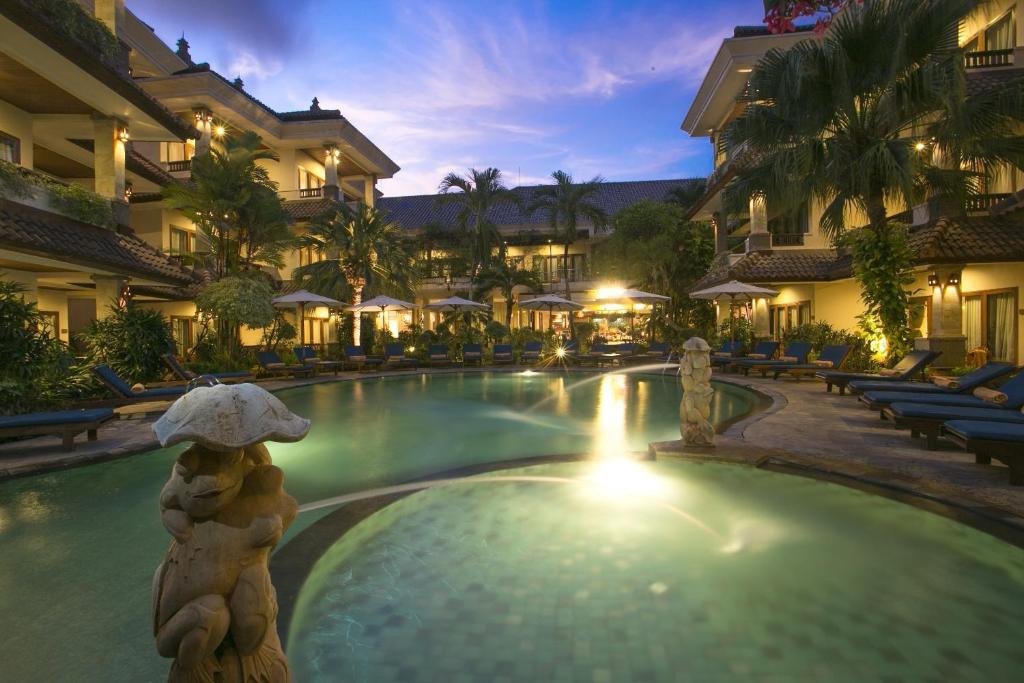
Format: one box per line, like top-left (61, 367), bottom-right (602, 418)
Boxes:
top-left (93, 116), bottom-right (128, 227)
top-left (1016, 8), bottom-right (1024, 65)
top-left (94, 0), bottom-right (125, 36)
top-left (752, 298), bottom-right (770, 338)
top-left (192, 109), bottom-right (213, 158)
top-left (712, 211), bottom-right (728, 255)
top-left (323, 145), bottom-right (340, 200)
top-left (914, 265), bottom-right (966, 366)
top-left (92, 275), bottom-right (127, 319)
top-left (746, 193), bottom-right (771, 251)
top-left (363, 175), bottom-right (376, 208)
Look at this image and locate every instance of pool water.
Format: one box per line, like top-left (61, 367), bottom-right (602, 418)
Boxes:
top-left (288, 460), bottom-right (1024, 683)
top-left (0, 371), bottom-right (755, 682)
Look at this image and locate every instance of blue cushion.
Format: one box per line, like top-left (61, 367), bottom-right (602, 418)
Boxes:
top-left (752, 341), bottom-right (780, 356)
top-left (850, 381), bottom-right (948, 394)
top-left (257, 351), bottom-right (283, 366)
top-left (944, 420), bottom-right (1024, 443)
top-left (851, 362), bottom-right (1014, 394)
top-left (93, 365), bottom-right (133, 396)
top-left (0, 408), bottom-right (114, 428)
top-left (523, 342), bottom-right (542, 353)
top-left (889, 402), bottom-right (1024, 422)
top-left (138, 386), bottom-right (186, 397)
top-left (817, 345), bottom-right (851, 367)
top-left (862, 391), bottom-right (993, 409)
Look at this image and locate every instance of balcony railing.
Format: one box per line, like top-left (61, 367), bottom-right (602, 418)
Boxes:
top-left (298, 187), bottom-right (322, 199)
top-left (166, 160), bottom-right (192, 173)
top-left (965, 49), bottom-right (1014, 69)
top-left (771, 232), bottom-right (805, 247)
top-left (965, 193), bottom-right (1012, 212)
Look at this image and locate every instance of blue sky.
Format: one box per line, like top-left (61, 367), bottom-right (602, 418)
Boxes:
top-left (130, 0), bottom-right (770, 197)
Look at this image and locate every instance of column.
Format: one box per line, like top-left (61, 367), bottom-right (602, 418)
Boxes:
top-left (92, 275), bottom-right (127, 319)
top-left (712, 211), bottom-right (728, 255)
top-left (192, 109), bottom-right (212, 157)
top-left (914, 265), bottom-right (966, 366)
top-left (363, 175), bottom-right (376, 208)
top-left (323, 145), bottom-right (340, 200)
top-left (94, 0), bottom-right (125, 35)
top-left (93, 116), bottom-right (128, 227)
top-left (1016, 7), bottom-right (1024, 65)
top-left (746, 193), bottom-right (771, 251)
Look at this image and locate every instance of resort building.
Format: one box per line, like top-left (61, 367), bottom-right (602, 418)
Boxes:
top-left (682, 3), bottom-right (1024, 365)
top-left (379, 178), bottom-right (701, 339)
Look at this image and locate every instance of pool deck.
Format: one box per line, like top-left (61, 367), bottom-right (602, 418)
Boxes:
top-left (3, 366), bottom-right (1024, 530)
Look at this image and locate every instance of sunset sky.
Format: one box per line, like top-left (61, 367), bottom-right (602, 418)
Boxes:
top-left (130, 0), bottom-right (772, 196)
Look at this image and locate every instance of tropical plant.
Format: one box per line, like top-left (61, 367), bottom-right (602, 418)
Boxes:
top-left (437, 168), bottom-right (521, 281)
top-left (763, 0), bottom-right (850, 33)
top-left (528, 170), bottom-right (607, 301)
top-left (163, 130), bottom-right (291, 277)
top-left (194, 274), bottom-right (276, 360)
top-left (472, 262), bottom-right (542, 328)
top-left (292, 202), bottom-right (416, 345)
top-left (80, 302), bottom-right (174, 383)
top-left (484, 320), bottom-right (509, 345)
top-left (0, 280), bottom-right (72, 414)
top-left (724, 0), bottom-right (1024, 359)
top-left (781, 321), bottom-right (876, 371)
top-left (663, 179), bottom-right (707, 213)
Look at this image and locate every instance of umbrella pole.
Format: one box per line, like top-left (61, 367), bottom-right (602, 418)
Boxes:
top-left (298, 303), bottom-right (305, 348)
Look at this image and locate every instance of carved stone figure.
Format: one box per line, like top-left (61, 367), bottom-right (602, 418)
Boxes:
top-left (151, 383), bottom-right (310, 682)
top-left (680, 337), bottom-right (715, 447)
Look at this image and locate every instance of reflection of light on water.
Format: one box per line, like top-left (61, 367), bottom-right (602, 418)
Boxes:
top-left (553, 376), bottom-right (569, 415)
top-left (592, 374), bottom-right (628, 457)
top-left (519, 370), bottom-right (538, 377)
top-left (583, 457), bottom-right (670, 500)
top-left (719, 519), bottom-right (785, 555)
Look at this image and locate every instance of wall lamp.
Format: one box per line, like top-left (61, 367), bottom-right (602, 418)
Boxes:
top-left (124, 182), bottom-right (133, 200)
top-left (117, 127), bottom-right (130, 143)
top-left (927, 272), bottom-right (940, 287)
top-left (193, 109), bottom-right (213, 123)
top-left (946, 272), bottom-right (961, 287)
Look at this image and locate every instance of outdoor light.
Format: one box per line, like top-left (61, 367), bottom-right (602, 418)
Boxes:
top-left (927, 272), bottom-right (940, 287)
top-left (117, 127), bottom-right (130, 143)
top-left (914, 141), bottom-right (926, 152)
top-left (214, 124), bottom-right (226, 138)
top-left (124, 182), bottom-right (133, 199)
top-left (194, 109), bottom-right (212, 123)
top-left (737, 67), bottom-right (753, 73)
top-left (556, 346), bottom-right (567, 358)
top-left (408, 346), bottom-right (416, 353)
top-left (947, 272), bottom-right (961, 287)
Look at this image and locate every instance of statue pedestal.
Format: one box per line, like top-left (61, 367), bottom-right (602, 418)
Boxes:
top-left (680, 337), bottom-right (715, 448)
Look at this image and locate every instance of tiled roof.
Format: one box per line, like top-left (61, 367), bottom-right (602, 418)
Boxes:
top-left (282, 197), bottom-right (343, 221)
top-left (689, 209), bottom-right (1024, 291)
top-left (127, 149), bottom-right (175, 186)
top-left (378, 179), bottom-right (704, 231)
top-left (0, 199), bottom-right (196, 285)
top-left (966, 67), bottom-right (1024, 97)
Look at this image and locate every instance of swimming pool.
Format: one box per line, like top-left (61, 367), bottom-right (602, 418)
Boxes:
top-left (287, 460), bottom-right (1024, 683)
top-left (0, 371), bottom-right (757, 681)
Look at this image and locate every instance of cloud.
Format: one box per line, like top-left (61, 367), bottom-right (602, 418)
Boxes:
top-left (226, 51), bottom-right (282, 80)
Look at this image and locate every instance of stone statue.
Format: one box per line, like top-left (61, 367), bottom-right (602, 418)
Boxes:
top-left (151, 383), bottom-right (310, 683)
top-left (680, 337), bottom-right (715, 447)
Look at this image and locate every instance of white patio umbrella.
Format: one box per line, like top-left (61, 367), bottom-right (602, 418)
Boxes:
top-left (272, 290), bottom-right (347, 346)
top-left (689, 280), bottom-right (779, 341)
top-left (347, 295), bottom-right (416, 337)
top-left (519, 294), bottom-right (584, 331)
top-left (595, 288), bottom-right (671, 338)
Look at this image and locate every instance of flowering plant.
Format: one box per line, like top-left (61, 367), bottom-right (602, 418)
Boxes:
top-left (763, 0), bottom-right (861, 34)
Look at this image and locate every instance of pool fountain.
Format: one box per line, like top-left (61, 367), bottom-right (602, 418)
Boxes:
top-left (679, 337), bottom-right (715, 447)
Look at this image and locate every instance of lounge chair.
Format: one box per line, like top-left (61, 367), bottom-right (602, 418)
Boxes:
top-left (611, 343), bottom-right (638, 365)
top-left (384, 343), bottom-right (418, 369)
top-left (709, 340), bottom-right (744, 369)
top-left (428, 344), bottom-right (452, 366)
top-left (521, 341), bottom-right (542, 364)
top-left (293, 346), bottom-right (342, 375)
top-left (92, 365), bottom-right (187, 401)
top-left (814, 349), bottom-right (941, 395)
top-left (715, 340), bottom-right (780, 372)
top-left (492, 344), bottom-right (514, 364)
top-left (577, 342), bottom-right (613, 366)
top-left (641, 341), bottom-right (674, 364)
top-left (343, 345), bottom-right (384, 371)
top-left (884, 400), bottom-right (1024, 450)
top-left (256, 351), bottom-right (315, 378)
top-left (942, 420), bottom-right (1024, 485)
top-left (735, 341), bottom-right (813, 377)
top-left (771, 344), bottom-right (852, 380)
top-left (856, 362), bottom-right (1017, 409)
top-left (162, 354), bottom-right (250, 383)
top-left (462, 343), bottom-right (483, 366)
top-left (0, 408), bottom-right (116, 451)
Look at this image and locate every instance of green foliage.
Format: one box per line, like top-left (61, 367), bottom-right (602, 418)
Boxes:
top-left (437, 168), bottom-right (521, 278)
top-left (484, 320), bottom-right (509, 344)
top-left (845, 224), bottom-right (916, 360)
top-left (572, 321), bottom-right (596, 350)
top-left (0, 159), bottom-right (33, 198)
top-left (718, 317), bottom-right (754, 348)
top-left (195, 275), bottom-right (276, 329)
top-left (0, 160), bottom-right (114, 229)
top-left (80, 303), bottom-right (173, 383)
top-left (259, 314), bottom-right (297, 352)
top-left (473, 263), bottom-right (542, 328)
top-left (31, 0), bottom-right (123, 69)
top-left (781, 321), bottom-right (876, 372)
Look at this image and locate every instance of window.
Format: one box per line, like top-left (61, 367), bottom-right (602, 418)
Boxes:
top-left (170, 316), bottom-right (194, 354)
top-left (297, 168), bottom-right (323, 190)
top-left (298, 246), bottom-right (324, 267)
top-left (533, 254), bottom-right (587, 283)
top-left (38, 311), bottom-right (59, 337)
top-left (160, 141), bottom-right (194, 163)
top-left (169, 227), bottom-right (194, 257)
top-left (768, 301), bottom-right (811, 338)
top-left (985, 11), bottom-right (1015, 51)
top-left (963, 288), bottom-right (1017, 362)
top-left (0, 131), bottom-right (20, 164)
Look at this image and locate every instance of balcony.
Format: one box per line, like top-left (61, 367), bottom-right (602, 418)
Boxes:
top-left (965, 192), bottom-right (1012, 213)
top-left (770, 232), bottom-right (805, 247)
top-left (166, 159), bottom-right (191, 173)
top-left (298, 187), bottom-right (322, 199)
top-left (965, 49), bottom-right (1014, 69)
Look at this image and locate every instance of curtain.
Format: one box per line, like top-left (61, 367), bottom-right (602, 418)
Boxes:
top-left (987, 292), bottom-right (1015, 361)
top-left (985, 14), bottom-right (1015, 50)
top-left (963, 296), bottom-right (982, 350)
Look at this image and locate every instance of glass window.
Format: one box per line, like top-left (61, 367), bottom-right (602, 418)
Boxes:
top-left (985, 12), bottom-right (1015, 50)
top-left (963, 290), bottom-right (1017, 362)
top-left (38, 311), bottom-right (58, 336)
top-left (170, 316), bottom-right (194, 354)
top-left (169, 227), bottom-right (193, 256)
top-left (0, 132), bottom-right (20, 164)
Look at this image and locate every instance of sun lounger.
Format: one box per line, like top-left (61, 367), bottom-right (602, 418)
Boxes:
top-left (857, 363), bottom-right (1017, 408)
top-left (577, 343), bottom-right (613, 366)
top-left (257, 351), bottom-right (315, 378)
top-left (293, 346), bottom-right (341, 375)
top-left (428, 344), bottom-right (452, 366)
top-left (814, 349), bottom-right (940, 395)
top-left (771, 344), bottom-right (852, 380)
top-left (942, 420), bottom-right (1024, 485)
top-left (521, 341), bottom-right (542, 364)
top-left (716, 340), bottom-right (780, 372)
top-left (709, 340), bottom-right (745, 369)
top-left (92, 365), bottom-right (187, 401)
top-left (0, 408), bottom-right (116, 451)
top-left (735, 341), bottom-right (812, 377)
top-left (343, 345), bottom-right (384, 371)
top-left (883, 400), bottom-right (1024, 450)
top-left (462, 343), bottom-right (483, 366)
top-left (640, 341), bottom-right (673, 363)
top-left (162, 354), bottom-right (250, 383)
top-left (384, 343), bottom-right (418, 369)
top-left (863, 370), bottom-right (1024, 414)
top-left (492, 344), bottom-right (514, 364)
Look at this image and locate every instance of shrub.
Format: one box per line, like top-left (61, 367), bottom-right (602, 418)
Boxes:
top-left (80, 303), bottom-right (174, 382)
top-left (717, 317), bottom-right (754, 348)
top-left (781, 321), bottom-right (877, 372)
top-left (484, 320), bottom-right (509, 344)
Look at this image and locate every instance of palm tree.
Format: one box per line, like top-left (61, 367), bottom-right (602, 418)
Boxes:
top-left (292, 202), bottom-right (416, 345)
top-left (163, 130), bottom-right (287, 278)
top-left (724, 0), bottom-right (1024, 354)
top-left (528, 170), bottom-right (608, 300)
top-left (473, 262), bottom-right (542, 328)
top-left (437, 168), bottom-right (520, 282)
